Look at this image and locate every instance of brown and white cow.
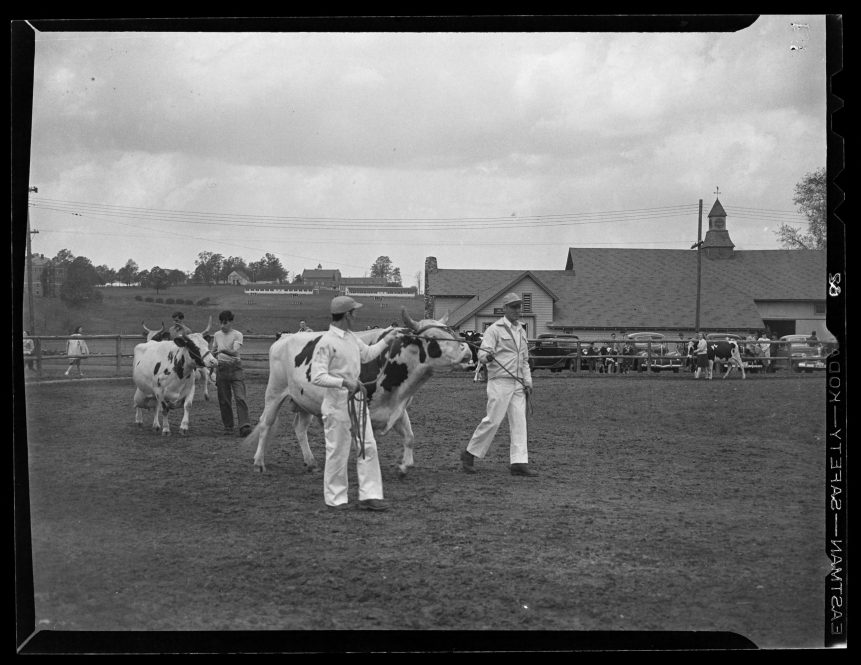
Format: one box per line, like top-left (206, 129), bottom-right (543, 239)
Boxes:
top-left (133, 322), bottom-right (218, 435)
top-left (244, 308), bottom-right (473, 476)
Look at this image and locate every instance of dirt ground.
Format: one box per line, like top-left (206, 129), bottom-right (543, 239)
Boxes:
top-left (18, 371), bottom-right (828, 651)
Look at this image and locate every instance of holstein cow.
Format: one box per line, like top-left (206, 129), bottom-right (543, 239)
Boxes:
top-left (133, 321), bottom-right (218, 434)
top-left (687, 338), bottom-right (746, 379)
top-left (244, 308), bottom-right (473, 476)
top-left (143, 319), bottom-right (216, 401)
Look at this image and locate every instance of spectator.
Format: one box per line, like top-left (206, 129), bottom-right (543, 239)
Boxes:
top-left (168, 311), bottom-right (193, 339)
top-left (758, 330), bottom-right (771, 372)
top-left (212, 310), bottom-right (252, 437)
top-left (297, 320), bottom-right (313, 332)
top-left (64, 326), bottom-right (90, 377)
top-left (23, 330), bottom-right (35, 371)
top-left (745, 331), bottom-right (758, 357)
top-left (693, 331), bottom-right (710, 379)
top-left (807, 331), bottom-right (820, 348)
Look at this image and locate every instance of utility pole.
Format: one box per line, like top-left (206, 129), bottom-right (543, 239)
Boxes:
top-left (690, 199), bottom-right (703, 332)
top-left (27, 186), bottom-right (39, 335)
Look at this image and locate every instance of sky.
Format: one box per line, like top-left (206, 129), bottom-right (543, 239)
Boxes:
top-left (21, 16), bottom-right (828, 288)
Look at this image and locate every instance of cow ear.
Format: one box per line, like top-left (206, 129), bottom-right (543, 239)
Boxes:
top-left (173, 336), bottom-right (188, 347)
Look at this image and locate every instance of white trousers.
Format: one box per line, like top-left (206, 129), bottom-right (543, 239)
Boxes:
top-left (321, 391), bottom-right (383, 507)
top-left (466, 378), bottom-right (529, 464)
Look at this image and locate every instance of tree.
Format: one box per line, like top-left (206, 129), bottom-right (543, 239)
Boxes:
top-left (59, 256), bottom-right (102, 305)
top-left (414, 270), bottom-right (423, 295)
top-left (53, 248), bottom-right (75, 265)
top-left (167, 269), bottom-right (187, 286)
top-left (389, 267), bottom-right (402, 286)
top-left (95, 264), bottom-right (118, 285)
top-left (117, 259), bottom-right (139, 286)
top-left (262, 253), bottom-right (287, 283)
top-left (147, 266), bottom-right (171, 295)
top-left (193, 251), bottom-right (223, 285)
top-left (370, 256), bottom-right (394, 281)
top-left (293, 274), bottom-right (304, 284)
top-left (775, 167), bottom-right (826, 249)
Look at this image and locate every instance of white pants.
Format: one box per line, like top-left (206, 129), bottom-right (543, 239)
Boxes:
top-left (466, 379), bottom-right (529, 464)
top-left (321, 391), bottom-right (383, 507)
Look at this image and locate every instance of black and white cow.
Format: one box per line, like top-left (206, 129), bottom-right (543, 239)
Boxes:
top-left (688, 338), bottom-right (746, 379)
top-left (244, 308), bottom-right (473, 476)
top-left (143, 319), bottom-right (216, 400)
top-left (133, 324), bottom-right (218, 435)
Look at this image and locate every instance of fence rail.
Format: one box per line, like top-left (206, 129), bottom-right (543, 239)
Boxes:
top-left (21, 335), bottom-right (832, 379)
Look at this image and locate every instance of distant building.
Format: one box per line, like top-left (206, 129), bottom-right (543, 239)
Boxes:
top-left (227, 269), bottom-right (251, 285)
top-left (426, 197), bottom-right (831, 341)
top-left (340, 276), bottom-right (389, 288)
top-left (302, 268), bottom-right (342, 290)
top-left (24, 254), bottom-right (65, 297)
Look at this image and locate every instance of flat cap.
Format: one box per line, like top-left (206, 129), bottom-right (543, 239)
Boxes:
top-left (330, 295), bottom-right (363, 314)
top-left (501, 292), bottom-right (522, 306)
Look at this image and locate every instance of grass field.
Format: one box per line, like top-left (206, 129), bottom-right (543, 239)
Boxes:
top-left (18, 371), bottom-right (828, 651)
top-left (22, 284), bottom-right (426, 337)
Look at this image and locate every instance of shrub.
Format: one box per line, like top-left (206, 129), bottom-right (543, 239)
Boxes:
top-left (165, 298), bottom-right (175, 305)
top-left (155, 298), bottom-right (164, 304)
top-left (196, 297), bottom-right (210, 306)
top-left (145, 297), bottom-right (154, 302)
top-left (134, 295), bottom-right (143, 301)
top-left (186, 299), bottom-right (195, 305)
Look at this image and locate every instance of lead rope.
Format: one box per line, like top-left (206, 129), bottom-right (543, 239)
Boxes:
top-left (347, 383), bottom-right (369, 459)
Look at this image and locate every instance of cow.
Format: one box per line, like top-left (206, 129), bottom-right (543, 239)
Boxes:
top-left (244, 307), bottom-right (473, 476)
top-left (687, 338), bottom-right (746, 379)
top-left (133, 321), bottom-right (218, 435)
top-left (143, 319), bottom-right (216, 401)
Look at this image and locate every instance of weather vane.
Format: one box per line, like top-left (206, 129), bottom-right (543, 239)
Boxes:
top-left (714, 186), bottom-right (721, 198)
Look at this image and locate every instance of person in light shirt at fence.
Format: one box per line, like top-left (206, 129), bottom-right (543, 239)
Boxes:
top-left (64, 326), bottom-right (89, 377)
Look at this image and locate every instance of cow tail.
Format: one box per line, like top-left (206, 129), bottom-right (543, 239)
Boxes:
top-left (242, 387), bottom-right (294, 446)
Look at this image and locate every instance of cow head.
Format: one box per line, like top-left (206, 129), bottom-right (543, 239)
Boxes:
top-left (142, 320), bottom-right (169, 342)
top-left (398, 308), bottom-right (473, 367)
top-left (174, 317), bottom-right (217, 369)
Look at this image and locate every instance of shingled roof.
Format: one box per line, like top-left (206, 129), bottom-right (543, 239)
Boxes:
top-left (428, 248), bottom-right (826, 330)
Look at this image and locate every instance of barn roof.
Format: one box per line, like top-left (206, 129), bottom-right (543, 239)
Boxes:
top-left (302, 268), bottom-right (341, 279)
top-left (428, 248), bottom-right (826, 330)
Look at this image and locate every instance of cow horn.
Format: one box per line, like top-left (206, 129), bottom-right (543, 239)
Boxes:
top-left (201, 315), bottom-right (213, 336)
top-left (439, 311), bottom-right (450, 325)
top-left (401, 307), bottom-right (419, 331)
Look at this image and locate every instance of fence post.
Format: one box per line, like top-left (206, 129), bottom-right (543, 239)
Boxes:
top-left (116, 336), bottom-right (122, 376)
top-left (35, 337), bottom-right (43, 377)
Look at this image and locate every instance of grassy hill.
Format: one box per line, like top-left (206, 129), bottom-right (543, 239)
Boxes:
top-left (21, 284), bottom-right (427, 336)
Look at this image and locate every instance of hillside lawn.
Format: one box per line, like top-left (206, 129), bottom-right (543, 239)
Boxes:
top-left (21, 285), bottom-right (426, 337)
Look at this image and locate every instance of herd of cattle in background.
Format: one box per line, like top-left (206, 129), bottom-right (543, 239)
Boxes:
top-left (43, 307), bottom-right (828, 474)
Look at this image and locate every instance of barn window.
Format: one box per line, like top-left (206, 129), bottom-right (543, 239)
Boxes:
top-left (522, 292), bottom-right (533, 313)
top-left (814, 302), bottom-right (826, 314)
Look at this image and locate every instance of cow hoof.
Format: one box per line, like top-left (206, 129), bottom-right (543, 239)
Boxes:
top-left (180, 430), bottom-right (188, 436)
top-left (304, 463), bottom-right (318, 473)
top-left (162, 431), bottom-right (171, 437)
top-left (254, 466), bottom-right (265, 473)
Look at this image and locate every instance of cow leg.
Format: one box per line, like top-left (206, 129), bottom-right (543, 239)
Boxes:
top-left (389, 411), bottom-right (416, 478)
top-left (160, 402), bottom-right (172, 436)
top-left (134, 388), bottom-right (148, 427)
top-left (250, 388), bottom-right (298, 473)
top-left (292, 411), bottom-right (318, 472)
top-left (179, 380), bottom-right (196, 435)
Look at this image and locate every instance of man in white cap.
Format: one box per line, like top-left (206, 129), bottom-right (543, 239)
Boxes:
top-left (310, 295), bottom-right (402, 511)
top-left (461, 292), bottom-right (536, 477)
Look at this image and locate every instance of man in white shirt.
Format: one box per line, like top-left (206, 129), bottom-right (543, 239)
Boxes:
top-left (461, 292), bottom-right (536, 477)
top-left (310, 296), bottom-right (401, 511)
top-left (212, 310), bottom-right (251, 436)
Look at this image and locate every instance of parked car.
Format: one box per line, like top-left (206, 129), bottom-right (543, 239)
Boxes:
top-left (778, 334), bottom-right (827, 373)
top-left (528, 334), bottom-right (580, 372)
top-left (705, 333), bottom-right (764, 372)
top-left (625, 332), bottom-right (683, 373)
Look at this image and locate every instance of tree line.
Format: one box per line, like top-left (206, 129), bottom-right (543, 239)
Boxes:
top-left (35, 249), bottom-right (407, 307)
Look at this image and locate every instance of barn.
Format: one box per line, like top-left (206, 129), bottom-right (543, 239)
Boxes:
top-left (425, 198), bottom-right (831, 341)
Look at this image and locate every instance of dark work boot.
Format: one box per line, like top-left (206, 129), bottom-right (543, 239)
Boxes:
top-left (510, 463), bottom-right (538, 477)
top-left (461, 449), bottom-right (477, 474)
